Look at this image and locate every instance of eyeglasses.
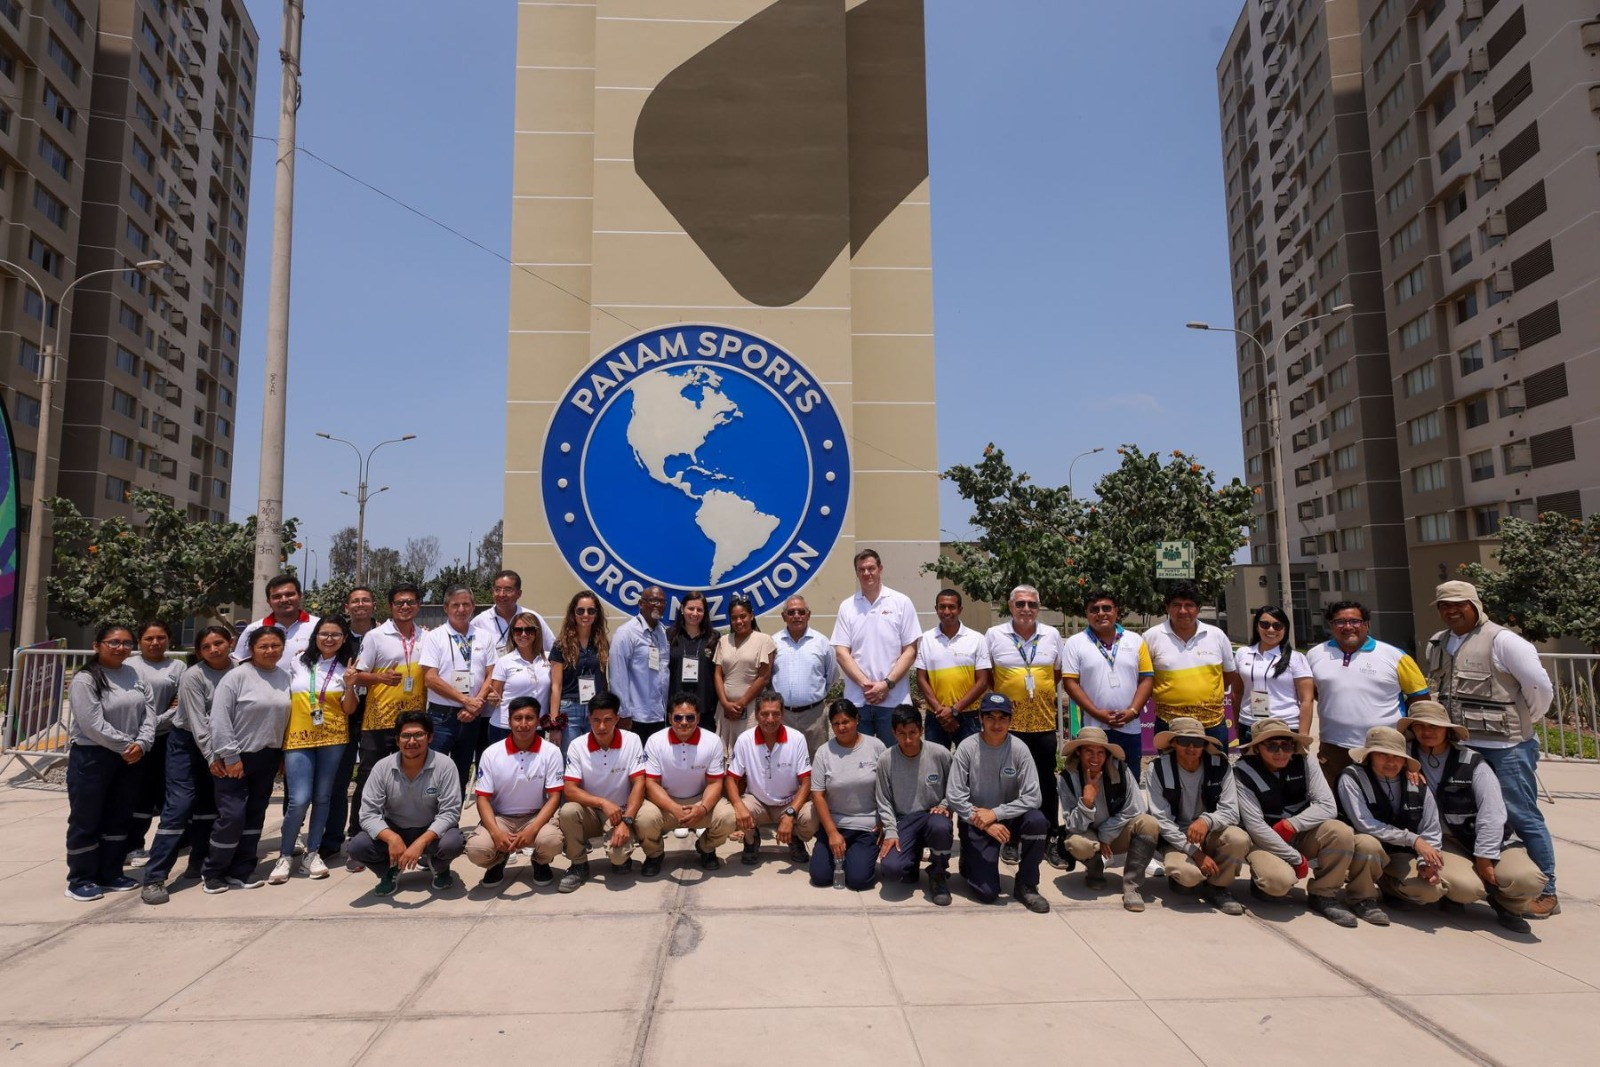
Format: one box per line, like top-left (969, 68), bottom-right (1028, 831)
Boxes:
top-left (1331, 619), bottom-right (1366, 629)
top-left (1013, 600), bottom-right (1039, 610)
top-left (782, 609), bottom-right (808, 617)
top-left (1172, 737), bottom-right (1208, 749)
top-left (1259, 740), bottom-right (1297, 753)
top-left (574, 607), bottom-right (598, 616)
top-left (102, 640), bottom-right (134, 649)
top-left (511, 626), bottom-right (539, 635)
top-left (397, 734), bottom-right (429, 744)
top-left (1257, 621), bottom-right (1285, 631)
top-left (317, 632), bottom-right (344, 641)
top-left (391, 599), bottom-right (419, 608)
top-left (1086, 605), bottom-right (1117, 614)
top-left (670, 713), bottom-right (697, 724)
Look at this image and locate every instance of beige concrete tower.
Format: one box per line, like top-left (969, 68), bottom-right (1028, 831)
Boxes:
top-left (506, 0), bottom-right (939, 628)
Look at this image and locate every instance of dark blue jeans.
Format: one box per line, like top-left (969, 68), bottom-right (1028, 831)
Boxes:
top-left (427, 704), bottom-right (478, 796)
top-left (126, 731), bottom-right (169, 857)
top-left (205, 748), bottom-right (280, 881)
top-left (880, 810), bottom-right (953, 879)
top-left (143, 728), bottom-right (215, 884)
top-left (857, 705), bottom-right (896, 746)
top-left (1474, 739), bottom-right (1556, 895)
top-left (923, 710), bottom-right (981, 749)
top-left (320, 707), bottom-right (362, 856)
top-left (959, 808), bottom-right (1049, 902)
top-left (65, 743), bottom-right (142, 887)
top-left (809, 827), bottom-right (878, 889)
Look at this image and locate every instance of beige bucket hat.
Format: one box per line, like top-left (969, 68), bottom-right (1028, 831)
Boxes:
top-left (1350, 725), bottom-right (1421, 773)
top-left (1432, 580), bottom-right (1484, 614)
top-left (1396, 699), bottom-right (1469, 743)
top-left (1237, 717), bottom-right (1313, 755)
top-left (1154, 716), bottom-right (1223, 755)
top-left (1061, 725), bottom-right (1125, 766)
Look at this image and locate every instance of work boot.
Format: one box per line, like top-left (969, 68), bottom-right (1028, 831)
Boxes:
top-left (1351, 897), bottom-right (1390, 926)
top-left (1308, 894), bottom-right (1358, 928)
top-left (1490, 899), bottom-right (1531, 934)
top-left (1014, 883), bottom-right (1051, 914)
top-left (928, 873), bottom-right (951, 907)
top-left (1083, 853), bottom-right (1107, 889)
top-left (1199, 883), bottom-right (1245, 916)
top-left (1528, 894), bottom-right (1561, 918)
top-left (558, 862), bottom-right (589, 894)
top-left (1121, 835), bottom-right (1158, 913)
top-left (741, 827), bottom-right (761, 866)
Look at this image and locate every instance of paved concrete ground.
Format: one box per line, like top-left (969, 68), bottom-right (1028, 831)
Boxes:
top-left (2, 760), bottom-right (1597, 1067)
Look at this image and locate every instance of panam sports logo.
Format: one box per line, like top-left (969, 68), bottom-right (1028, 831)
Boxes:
top-left (542, 325), bottom-right (850, 617)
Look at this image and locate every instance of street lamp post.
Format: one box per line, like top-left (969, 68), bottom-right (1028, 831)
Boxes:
top-left (315, 433), bottom-right (415, 582)
top-left (1186, 303), bottom-right (1354, 620)
top-left (2, 257), bottom-right (167, 645)
top-left (1068, 446), bottom-right (1106, 495)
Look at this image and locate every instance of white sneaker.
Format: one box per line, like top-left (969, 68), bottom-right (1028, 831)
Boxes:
top-left (1145, 859), bottom-right (1165, 877)
top-left (305, 853), bottom-right (329, 879)
top-left (267, 855), bottom-right (294, 885)
top-left (673, 828), bottom-right (690, 839)
top-left (227, 876), bottom-right (266, 890)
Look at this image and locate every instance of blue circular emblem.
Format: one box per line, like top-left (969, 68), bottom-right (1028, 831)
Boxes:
top-left (542, 325), bottom-right (851, 617)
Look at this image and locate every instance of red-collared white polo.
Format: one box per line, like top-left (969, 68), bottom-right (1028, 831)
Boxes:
top-left (563, 730), bottom-right (646, 808)
top-left (644, 727), bottom-right (725, 798)
top-left (727, 726), bottom-right (811, 806)
top-left (474, 736), bottom-right (564, 816)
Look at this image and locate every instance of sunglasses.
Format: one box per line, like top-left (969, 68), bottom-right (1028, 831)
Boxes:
top-left (1172, 737), bottom-right (1208, 748)
top-left (782, 609), bottom-right (808, 617)
top-left (670, 713), bottom-right (698, 724)
top-left (391, 599), bottom-right (419, 607)
top-left (1257, 621), bottom-right (1285, 631)
top-left (1259, 740), bottom-right (1297, 753)
top-left (511, 626), bottom-right (539, 635)
top-left (1086, 605), bottom-right (1116, 614)
top-left (1013, 600), bottom-right (1039, 610)
top-left (574, 607), bottom-right (598, 616)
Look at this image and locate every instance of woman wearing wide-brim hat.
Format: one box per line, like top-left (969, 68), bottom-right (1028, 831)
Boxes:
top-left (1146, 718), bottom-right (1249, 915)
top-left (1397, 701), bottom-right (1542, 932)
top-left (1233, 719), bottom-right (1385, 927)
top-left (1334, 726), bottom-right (1447, 914)
top-left (1058, 727), bottom-right (1161, 911)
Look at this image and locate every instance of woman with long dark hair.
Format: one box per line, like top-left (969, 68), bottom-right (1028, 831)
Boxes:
top-left (485, 611), bottom-right (552, 745)
top-left (64, 623), bottom-right (156, 901)
top-left (203, 626), bottom-right (291, 894)
top-left (666, 591), bottom-right (719, 734)
top-left (1234, 606), bottom-right (1314, 744)
top-left (713, 596), bottom-right (775, 756)
top-left (125, 620), bottom-right (186, 867)
top-left (548, 591), bottom-right (611, 748)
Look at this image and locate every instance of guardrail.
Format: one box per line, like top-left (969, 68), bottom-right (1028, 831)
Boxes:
top-left (1538, 653), bottom-right (1599, 763)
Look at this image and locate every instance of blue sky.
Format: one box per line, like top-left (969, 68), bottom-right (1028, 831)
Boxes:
top-left (231, 0), bottom-right (1249, 578)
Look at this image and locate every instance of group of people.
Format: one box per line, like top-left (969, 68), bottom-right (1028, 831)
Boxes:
top-left (60, 551), bottom-right (1560, 930)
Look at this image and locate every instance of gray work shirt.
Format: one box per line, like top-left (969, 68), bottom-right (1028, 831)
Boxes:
top-left (875, 743), bottom-right (952, 840)
top-left (207, 664), bottom-right (291, 763)
top-left (811, 735), bottom-right (887, 831)
top-left (1420, 750), bottom-right (1511, 859)
top-left (947, 734), bottom-right (1041, 823)
top-left (1337, 769), bottom-right (1443, 850)
top-left (129, 655), bottom-right (187, 735)
top-left (68, 665), bottom-right (156, 753)
top-left (1145, 755), bottom-right (1241, 854)
top-left (174, 662), bottom-right (232, 755)
top-left (359, 749), bottom-right (463, 838)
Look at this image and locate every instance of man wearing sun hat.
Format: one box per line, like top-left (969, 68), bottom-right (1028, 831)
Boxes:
top-left (1335, 725), bottom-right (1447, 920)
top-left (1398, 700), bottom-right (1542, 933)
top-left (1233, 719), bottom-right (1383, 927)
top-left (1059, 725), bottom-right (1161, 912)
top-left (1424, 579), bottom-right (1558, 919)
top-left (1146, 718), bottom-right (1249, 916)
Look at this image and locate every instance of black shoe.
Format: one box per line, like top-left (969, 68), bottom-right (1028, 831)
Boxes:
top-left (530, 863), bottom-right (554, 887)
top-left (1044, 838), bottom-right (1071, 872)
top-left (179, 862), bottom-right (204, 882)
top-left (1083, 854), bottom-right (1107, 890)
top-left (788, 839), bottom-right (809, 863)
top-left (641, 855), bottom-right (663, 877)
top-left (1491, 901), bottom-right (1531, 934)
top-left (202, 877), bottom-right (230, 895)
top-left (481, 861), bottom-right (507, 888)
top-left (1014, 884), bottom-right (1051, 914)
top-left (697, 846), bottom-right (721, 871)
top-left (899, 865), bottom-right (920, 885)
top-left (558, 863), bottom-right (588, 894)
top-left (741, 828), bottom-right (760, 866)
top-left (1437, 897), bottom-right (1465, 914)
top-left (929, 874), bottom-right (951, 907)
top-left (1351, 898), bottom-right (1390, 926)
top-left (610, 858), bottom-right (633, 876)
top-left (1308, 894), bottom-right (1358, 928)
top-left (1000, 843), bottom-right (1019, 865)
top-left (1250, 881), bottom-right (1284, 903)
top-left (1200, 884), bottom-right (1245, 916)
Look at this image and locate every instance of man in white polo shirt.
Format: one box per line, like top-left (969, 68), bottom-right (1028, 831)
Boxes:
top-left (465, 696), bottom-right (565, 889)
top-left (557, 693), bottom-right (647, 893)
top-left (832, 548), bottom-right (921, 746)
top-left (914, 589), bottom-right (991, 750)
top-left (1307, 600), bottom-right (1429, 781)
top-left (470, 569), bottom-right (555, 656)
top-left (1061, 589), bottom-right (1154, 766)
top-left (724, 690), bottom-right (818, 867)
top-left (634, 693), bottom-right (736, 875)
top-left (232, 573), bottom-right (319, 662)
top-left (420, 585), bottom-right (493, 792)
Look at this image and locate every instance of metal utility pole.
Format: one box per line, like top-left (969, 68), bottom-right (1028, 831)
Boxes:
top-left (1266, 382), bottom-right (1294, 613)
top-left (250, 0), bottom-right (305, 619)
top-left (316, 433), bottom-right (415, 583)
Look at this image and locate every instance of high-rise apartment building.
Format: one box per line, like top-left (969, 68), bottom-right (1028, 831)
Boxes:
top-left (1217, 0), bottom-right (1598, 648)
top-left (0, 0), bottom-right (256, 638)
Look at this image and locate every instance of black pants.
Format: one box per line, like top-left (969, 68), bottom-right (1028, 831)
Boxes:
top-left (809, 827), bottom-right (878, 890)
top-left (143, 728), bottom-right (216, 884)
top-left (320, 706), bottom-right (363, 856)
top-left (880, 810), bottom-right (953, 879)
top-left (205, 748), bottom-right (281, 881)
top-left (351, 727), bottom-right (397, 838)
top-left (65, 743), bottom-right (142, 886)
top-left (126, 731), bottom-right (169, 857)
top-left (959, 809), bottom-right (1049, 902)
top-left (1014, 730), bottom-right (1062, 835)
top-left (631, 720), bottom-right (668, 744)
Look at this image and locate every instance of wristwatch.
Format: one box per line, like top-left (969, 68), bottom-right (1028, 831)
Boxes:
top-left (621, 816), bottom-right (635, 827)
top-left (783, 806), bottom-right (797, 818)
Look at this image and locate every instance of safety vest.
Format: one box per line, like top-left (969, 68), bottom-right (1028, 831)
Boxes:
top-left (1425, 620), bottom-right (1535, 745)
top-left (1150, 752), bottom-right (1228, 822)
top-left (1338, 763), bottom-right (1426, 833)
top-left (1411, 742), bottom-right (1515, 855)
top-left (1233, 754), bottom-right (1310, 822)
top-left (1060, 757), bottom-right (1132, 817)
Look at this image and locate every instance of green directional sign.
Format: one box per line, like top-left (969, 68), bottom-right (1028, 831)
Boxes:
top-left (1156, 540), bottom-right (1195, 579)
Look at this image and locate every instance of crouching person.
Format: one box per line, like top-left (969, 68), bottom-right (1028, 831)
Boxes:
top-left (348, 710), bottom-right (467, 895)
top-left (466, 697), bottom-right (565, 889)
top-left (1059, 726), bottom-right (1161, 912)
top-left (876, 706), bottom-right (955, 905)
top-left (948, 693), bottom-right (1051, 913)
top-left (558, 693), bottom-right (647, 893)
top-left (1336, 726), bottom-right (1448, 921)
top-left (1147, 718), bottom-right (1249, 915)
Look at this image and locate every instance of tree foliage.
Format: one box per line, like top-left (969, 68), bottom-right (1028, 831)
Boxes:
top-left (46, 490), bottom-right (300, 631)
top-left (402, 535), bottom-right (441, 580)
top-left (478, 520), bottom-right (503, 576)
top-left (1461, 513), bottom-right (1600, 651)
top-left (927, 444), bottom-right (1254, 618)
top-left (327, 526), bottom-right (363, 579)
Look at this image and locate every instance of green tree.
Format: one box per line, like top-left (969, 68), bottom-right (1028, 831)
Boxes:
top-left (327, 526), bottom-right (364, 578)
top-left (1461, 513), bottom-right (1600, 652)
top-left (478, 519), bottom-right (504, 578)
top-left (46, 490), bottom-right (300, 630)
top-left (429, 561), bottom-right (489, 605)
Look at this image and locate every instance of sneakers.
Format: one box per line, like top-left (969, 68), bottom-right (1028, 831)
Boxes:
top-left (559, 863), bottom-right (589, 894)
top-left (788, 839), bottom-right (810, 863)
top-left (697, 846), bottom-right (722, 871)
top-left (929, 873), bottom-right (952, 907)
top-left (898, 866), bottom-right (920, 885)
top-left (179, 860), bottom-right (204, 882)
top-left (346, 859), bottom-right (366, 873)
top-left (1083, 854), bottom-right (1107, 889)
top-left (141, 882), bottom-right (170, 906)
top-left (100, 875), bottom-right (140, 893)
top-left (227, 876), bottom-right (265, 890)
top-left (640, 854), bottom-right (664, 877)
top-left (673, 827), bottom-right (690, 839)
top-left (202, 877), bottom-right (231, 895)
top-left (431, 867), bottom-right (455, 891)
top-left (1351, 898), bottom-right (1391, 926)
top-left (268, 855), bottom-right (295, 885)
top-left (1044, 838), bottom-right (1070, 871)
top-left (305, 854), bottom-right (329, 879)
top-left (530, 862), bottom-right (555, 887)
top-left (1200, 884), bottom-right (1246, 916)
top-left (1000, 843), bottom-right (1019, 865)
top-left (1528, 894), bottom-right (1561, 919)
top-left (126, 849), bottom-right (151, 868)
top-left (64, 881), bottom-right (103, 903)
top-left (374, 866), bottom-right (400, 896)
top-left (1309, 894), bottom-right (1359, 928)
top-left (481, 861), bottom-right (508, 888)
top-left (1015, 884), bottom-right (1051, 914)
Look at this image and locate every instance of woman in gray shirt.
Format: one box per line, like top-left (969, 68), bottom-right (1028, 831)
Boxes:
top-left (125, 620), bottom-right (187, 866)
top-left (808, 700), bottom-right (887, 890)
top-left (64, 623), bottom-right (156, 902)
top-left (202, 626), bottom-right (291, 894)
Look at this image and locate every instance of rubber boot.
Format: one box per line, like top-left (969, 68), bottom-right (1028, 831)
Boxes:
top-left (1122, 835), bottom-right (1159, 913)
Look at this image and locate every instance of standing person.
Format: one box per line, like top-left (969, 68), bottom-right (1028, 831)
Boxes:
top-left (984, 585), bottom-right (1067, 869)
top-left (142, 625), bottom-right (234, 904)
top-left (557, 693), bottom-right (648, 893)
top-left (1143, 581), bottom-right (1243, 751)
top-left (611, 587), bottom-right (671, 738)
top-left (713, 595), bottom-right (776, 756)
top-left (666, 591), bottom-right (720, 732)
top-left (1425, 580), bottom-right (1559, 919)
top-left (1146, 719), bottom-right (1249, 915)
top-left (348, 582), bottom-right (429, 870)
top-left (914, 589), bottom-right (991, 750)
top-left (724, 690), bottom-right (818, 867)
top-left (347, 710), bottom-right (466, 895)
top-left (124, 620), bottom-right (186, 866)
top-left (947, 693), bottom-right (1051, 912)
top-left (1306, 601), bottom-right (1429, 781)
top-left (471, 569), bottom-right (555, 656)
top-left (808, 700), bottom-right (887, 891)
top-left (634, 695), bottom-right (737, 874)
top-left (1060, 590), bottom-right (1154, 766)
top-left (485, 611), bottom-right (553, 745)
top-left (548, 590), bottom-right (611, 749)
top-left (1058, 726), bottom-right (1161, 912)
top-left (320, 586), bottom-right (378, 866)
top-left (772, 595), bottom-right (839, 757)
top-left (202, 627), bottom-right (292, 894)
top-left (63, 624), bottom-right (155, 902)
top-left (420, 586), bottom-right (493, 791)
top-left (465, 697), bottom-right (566, 890)
top-left (233, 573), bottom-right (319, 662)
top-left (1233, 606), bottom-right (1314, 744)
top-left (831, 548), bottom-right (920, 745)
top-left (269, 617), bottom-right (359, 884)
top-left (876, 707), bottom-right (955, 905)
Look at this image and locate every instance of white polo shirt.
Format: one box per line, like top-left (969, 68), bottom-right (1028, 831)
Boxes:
top-left (830, 584), bottom-right (921, 706)
top-left (473, 736), bottom-right (565, 816)
top-left (727, 726), bottom-right (812, 806)
top-left (489, 651), bottom-right (552, 729)
top-left (563, 730), bottom-right (646, 808)
top-left (233, 612), bottom-right (320, 663)
top-left (1060, 626), bottom-right (1154, 713)
top-left (470, 604), bottom-right (555, 657)
top-left (644, 727), bottom-right (725, 799)
top-left (419, 624), bottom-right (490, 708)
top-left (1307, 637), bottom-right (1428, 749)
top-left (914, 624), bottom-right (992, 710)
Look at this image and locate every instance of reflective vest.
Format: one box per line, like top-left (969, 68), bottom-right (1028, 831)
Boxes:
top-left (1060, 757), bottom-right (1132, 817)
top-left (1338, 763), bottom-right (1426, 833)
top-left (1150, 751), bottom-right (1228, 822)
top-left (1233, 754), bottom-right (1310, 822)
top-left (1425, 620), bottom-right (1535, 745)
top-left (1411, 742), bottom-right (1515, 855)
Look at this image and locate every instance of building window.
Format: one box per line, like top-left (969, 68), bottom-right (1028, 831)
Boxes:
top-left (1403, 362), bottom-right (1436, 396)
top-left (216, 448), bottom-right (230, 469)
top-left (119, 303), bottom-right (144, 333)
top-left (125, 220), bottom-right (150, 254)
top-left (28, 237), bottom-right (63, 277)
top-left (1442, 187), bottom-right (1469, 222)
top-left (1381, 126), bottom-right (1412, 169)
top-left (115, 346), bottom-right (138, 375)
top-left (111, 389), bottom-right (136, 418)
top-left (1385, 170), bottom-right (1416, 213)
top-left (1408, 411), bottom-right (1442, 444)
top-left (1343, 569), bottom-right (1370, 593)
top-left (1336, 486), bottom-right (1361, 512)
top-left (45, 34), bottom-right (79, 82)
top-left (1378, 80), bottom-right (1409, 124)
top-left (216, 415), bottom-right (232, 438)
top-left (1433, 84), bottom-right (1457, 124)
top-left (128, 178), bottom-right (152, 213)
top-left (1339, 528), bottom-right (1366, 552)
top-left (1399, 313), bottom-right (1432, 350)
top-left (16, 394), bottom-right (42, 426)
top-left (1438, 134), bottom-right (1462, 171)
top-left (1395, 264), bottom-right (1426, 302)
top-left (41, 83), bottom-right (74, 131)
top-left (37, 133), bottom-right (71, 178)
top-left (1463, 396), bottom-right (1491, 428)
top-left (1334, 445), bottom-right (1358, 471)
top-left (1455, 290), bottom-right (1479, 324)
top-left (1418, 513), bottom-right (1455, 543)
top-left (213, 479), bottom-right (228, 499)
top-left (1448, 236), bottom-right (1473, 272)
top-left (1331, 404), bottom-right (1354, 432)
top-left (105, 476), bottom-right (131, 503)
top-left (1392, 217), bottom-right (1423, 259)
top-left (1474, 507), bottom-right (1502, 538)
top-left (108, 432), bottom-right (134, 460)
top-left (18, 340), bottom-right (42, 374)
top-left (1413, 461), bottom-right (1448, 493)
top-left (130, 138), bottom-right (154, 172)
top-left (1468, 450), bottom-right (1495, 482)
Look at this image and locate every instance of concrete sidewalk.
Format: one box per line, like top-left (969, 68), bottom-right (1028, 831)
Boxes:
top-left (2, 759), bottom-right (1597, 1067)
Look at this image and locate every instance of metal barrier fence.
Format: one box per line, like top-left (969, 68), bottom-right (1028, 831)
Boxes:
top-left (2, 647), bottom-right (99, 780)
top-left (1538, 653), bottom-right (1599, 763)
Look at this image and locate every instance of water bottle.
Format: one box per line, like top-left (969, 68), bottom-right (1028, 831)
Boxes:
top-left (833, 856), bottom-right (846, 890)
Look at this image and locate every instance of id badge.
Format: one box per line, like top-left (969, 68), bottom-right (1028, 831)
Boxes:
top-left (1025, 672), bottom-right (1036, 697)
top-left (312, 708), bottom-right (325, 728)
top-left (1250, 691), bottom-right (1270, 718)
top-left (451, 670), bottom-right (473, 695)
top-left (578, 675), bottom-right (597, 702)
top-left (402, 673), bottom-right (415, 694)
top-left (648, 646), bottom-right (661, 671)
top-left (681, 658), bottom-right (700, 683)
top-left (1108, 671), bottom-right (1122, 690)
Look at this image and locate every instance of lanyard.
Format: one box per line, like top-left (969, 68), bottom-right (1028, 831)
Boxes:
top-left (450, 631), bottom-right (474, 667)
top-left (1008, 631), bottom-right (1041, 667)
top-left (397, 628), bottom-right (417, 669)
top-left (309, 660), bottom-right (341, 706)
top-left (1092, 628), bottom-right (1121, 671)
